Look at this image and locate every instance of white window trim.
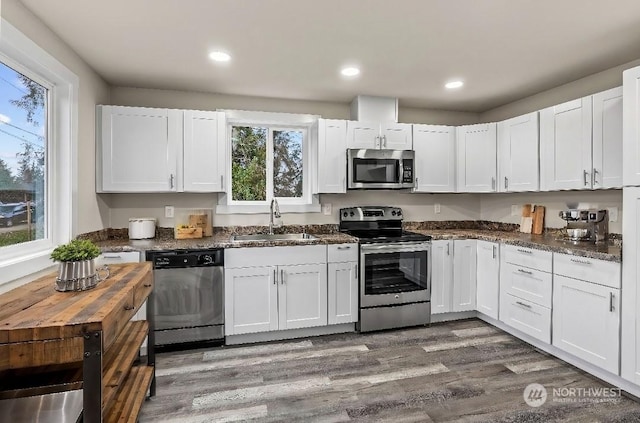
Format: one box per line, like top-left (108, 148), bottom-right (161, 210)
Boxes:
top-left (216, 110), bottom-right (321, 214)
top-left (0, 19), bottom-right (78, 285)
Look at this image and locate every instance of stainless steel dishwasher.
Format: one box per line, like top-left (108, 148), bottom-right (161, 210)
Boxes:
top-left (146, 249), bottom-right (224, 349)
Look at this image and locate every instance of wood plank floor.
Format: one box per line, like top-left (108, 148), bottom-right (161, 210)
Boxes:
top-left (140, 319), bottom-right (640, 422)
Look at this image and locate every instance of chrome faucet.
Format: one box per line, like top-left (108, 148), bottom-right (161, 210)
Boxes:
top-left (269, 198), bottom-right (281, 234)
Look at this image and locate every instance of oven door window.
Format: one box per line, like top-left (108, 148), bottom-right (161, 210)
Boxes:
top-left (353, 158), bottom-right (399, 184)
top-left (364, 250), bottom-right (427, 295)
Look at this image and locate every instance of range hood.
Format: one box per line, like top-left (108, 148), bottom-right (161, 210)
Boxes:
top-left (350, 95), bottom-right (398, 123)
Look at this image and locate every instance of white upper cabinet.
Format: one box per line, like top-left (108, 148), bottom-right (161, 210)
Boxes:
top-left (624, 67), bottom-right (640, 186)
top-left (346, 121), bottom-right (412, 149)
top-left (497, 112), bottom-right (539, 192)
top-left (315, 119), bottom-right (347, 193)
top-left (97, 105), bottom-right (180, 192)
top-left (456, 123), bottom-right (497, 192)
top-left (183, 110), bottom-right (226, 192)
top-left (540, 97), bottom-right (592, 191)
top-left (97, 105), bottom-right (227, 193)
top-left (592, 87), bottom-right (623, 189)
top-left (413, 125), bottom-right (456, 192)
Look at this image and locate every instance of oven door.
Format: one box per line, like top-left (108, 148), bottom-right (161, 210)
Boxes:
top-left (360, 242), bottom-right (431, 308)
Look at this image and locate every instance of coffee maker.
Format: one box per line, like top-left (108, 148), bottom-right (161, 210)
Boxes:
top-left (558, 209), bottom-right (608, 243)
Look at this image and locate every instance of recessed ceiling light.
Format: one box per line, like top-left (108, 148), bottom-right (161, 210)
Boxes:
top-left (445, 80), bottom-right (464, 89)
top-left (341, 67), bottom-right (360, 77)
top-left (209, 51), bottom-right (231, 62)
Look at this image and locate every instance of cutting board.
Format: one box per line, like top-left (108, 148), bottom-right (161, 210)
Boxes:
top-left (520, 204), bottom-right (532, 233)
top-left (531, 205), bottom-right (545, 235)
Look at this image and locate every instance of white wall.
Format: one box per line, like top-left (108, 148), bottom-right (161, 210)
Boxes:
top-left (480, 190), bottom-right (623, 233)
top-left (3, 0), bottom-right (111, 235)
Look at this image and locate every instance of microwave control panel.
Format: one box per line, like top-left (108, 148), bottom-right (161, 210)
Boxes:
top-left (402, 159), bottom-right (414, 183)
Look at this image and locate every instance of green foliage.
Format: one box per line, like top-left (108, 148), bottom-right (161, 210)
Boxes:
top-left (273, 130), bottom-right (303, 198)
top-left (0, 228), bottom-right (35, 247)
top-left (9, 74), bottom-right (46, 125)
top-left (50, 239), bottom-right (101, 262)
top-left (231, 126), bottom-right (267, 201)
top-left (0, 159), bottom-right (17, 190)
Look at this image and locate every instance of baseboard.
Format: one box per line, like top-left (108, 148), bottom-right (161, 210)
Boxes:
top-left (430, 310), bottom-right (477, 323)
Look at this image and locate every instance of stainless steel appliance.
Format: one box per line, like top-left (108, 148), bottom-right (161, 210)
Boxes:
top-left (340, 206), bottom-right (431, 332)
top-left (347, 149), bottom-right (415, 190)
top-left (0, 389), bottom-right (83, 423)
top-left (559, 209), bottom-right (608, 242)
top-left (146, 249), bottom-right (224, 348)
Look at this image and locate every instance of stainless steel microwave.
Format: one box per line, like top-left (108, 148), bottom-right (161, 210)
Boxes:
top-left (347, 149), bottom-right (415, 190)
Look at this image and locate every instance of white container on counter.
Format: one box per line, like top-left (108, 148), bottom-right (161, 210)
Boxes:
top-left (128, 218), bottom-right (156, 239)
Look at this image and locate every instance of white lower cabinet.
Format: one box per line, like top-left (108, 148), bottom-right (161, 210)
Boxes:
top-left (476, 241), bottom-right (499, 319)
top-left (431, 240), bottom-right (476, 314)
top-left (623, 187), bottom-right (640, 384)
top-left (500, 293), bottom-right (551, 343)
top-left (327, 244), bottom-right (358, 325)
top-left (224, 246), bottom-right (328, 336)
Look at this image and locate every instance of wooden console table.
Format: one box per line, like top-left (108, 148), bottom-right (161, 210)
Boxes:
top-left (0, 262), bottom-right (155, 423)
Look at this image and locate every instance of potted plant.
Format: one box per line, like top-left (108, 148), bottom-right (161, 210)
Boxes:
top-left (51, 239), bottom-right (109, 291)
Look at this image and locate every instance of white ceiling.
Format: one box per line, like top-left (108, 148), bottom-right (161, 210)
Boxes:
top-left (18, 0), bottom-right (640, 112)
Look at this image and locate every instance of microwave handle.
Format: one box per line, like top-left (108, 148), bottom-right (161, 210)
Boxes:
top-left (398, 161), bottom-right (403, 184)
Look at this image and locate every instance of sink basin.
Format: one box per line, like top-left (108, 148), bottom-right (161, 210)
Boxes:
top-left (230, 233), bottom-right (318, 242)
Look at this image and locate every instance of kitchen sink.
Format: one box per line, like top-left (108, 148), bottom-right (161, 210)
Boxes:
top-left (230, 233), bottom-right (318, 242)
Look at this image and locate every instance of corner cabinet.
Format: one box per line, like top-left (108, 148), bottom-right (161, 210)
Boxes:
top-left (497, 112), bottom-right (539, 192)
top-left (224, 246), bottom-right (328, 336)
top-left (431, 239), bottom-right (477, 314)
top-left (624, 66), bottom-right (640, 186)
top-left (97, 105), bottom-right (226, 193)
top-left (413, 124), bottom-right (456, 192)
top-left (456, 123), bottom-right (497, 192)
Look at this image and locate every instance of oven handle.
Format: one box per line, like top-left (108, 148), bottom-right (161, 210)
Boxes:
top-left (360, 242), bottom-right (431, 254)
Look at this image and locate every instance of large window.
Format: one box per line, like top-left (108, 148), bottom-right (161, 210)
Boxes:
top-left (0, 61), bottom-right (48, 247)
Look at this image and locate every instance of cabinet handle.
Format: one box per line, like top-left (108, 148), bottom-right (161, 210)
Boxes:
top-left (383, 135), bottom-right (387, 147)
top-left (583, 170), bottom-right (589, 186)
top-left (273, 268), bottom-right (277, 285)
top-left (103, 255), bottom-right (122, 259)
top-left (610, 292), bottom-right (614, 312)
top-left (143, 283), bottom-right (152, 288)
top-left (337, 246), bottom-right (351, 250)
top-left (170, 173), bottom-right (175, 189)
top-left (517, 248), bottom-right (532, 254)
top-left (355, 264), bottom-right (358, 280)
top-left (375, 136), bottom-right (380, 148)
top-left (517, 268), bottom-right (533, 275)
top-left (570, 258), bottom-right (591, 265)
top-left (504, 177), bottom-right (509, 190)
top-left (446, 243), bottom-right (450, 255)
top-left (491, 177), bottom-right (496, 191)
top-left (221, 175), bottom-right (224, 188)
top-left (593, 168), bottom-right (599, 186)
top-left (281, 269), bottom-right (285, 284)
top-left (492, 245), bottom-right (496, 259)
top-left (516, 301), bottom-right (532, 309)
top-left (124, 305), bottom-right (135, 311)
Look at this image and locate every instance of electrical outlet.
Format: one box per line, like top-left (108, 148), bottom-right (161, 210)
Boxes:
top-left (608, 207), bottom-right (618, 223)
top-left (322, 203), bottom-right (332, 215)
top-left (165, 205), bottom-right (174, 218)
top-left (434, 203), bottom-right (441, 214)
top-left (511, 205), bottom-right (520, 216)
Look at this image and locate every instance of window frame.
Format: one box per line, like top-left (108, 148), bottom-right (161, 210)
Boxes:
top-left (217, 110), bottom-right (320, 214)
top-left (0, 19), bottom-right (79, 286)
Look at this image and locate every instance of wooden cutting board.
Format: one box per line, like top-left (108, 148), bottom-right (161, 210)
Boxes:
top-left (531, 205), bottom-right (545, 235)
top-left (520, 204), bottom-right (532, 233)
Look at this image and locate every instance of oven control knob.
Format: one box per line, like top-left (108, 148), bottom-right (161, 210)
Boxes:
top-left (391, 210), bottom-right (396, 216)
top-left (397, 210), bottom-right (402, 216)
top-left (343, 212), bottom-right (348, 217)
top-left (201, 255), bottom-right (213, 264)
top-left (395, 295), bottom-right (400, 299)
top-left (350, 211), bottom-right (355, 217)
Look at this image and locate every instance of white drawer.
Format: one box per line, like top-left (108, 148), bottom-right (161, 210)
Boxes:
top-left (502, 244), bottom-right (552, 272)
top-left (501, 263), bottom-right (553, 308)
top-left (96, 251), bottom-right (141, 265)
top-left (500, 292), bottom-right (551, 343)
top-left (327, 243), bottom-right (358, 263)
top-left (553, 253), bottom-right (620, 289)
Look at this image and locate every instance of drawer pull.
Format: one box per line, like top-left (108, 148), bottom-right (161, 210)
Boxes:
top-left (610, 292), bottom-right (614, 312)
top-left (336, 246), bottom-right (352, 250)
top-left (143, 283), bottom-right (152, 288)
top-left (103, 255), bottom-right (122, 259)
top-left (517, 248), bottom-right (532, 254)
top-left (517, 269), bottom-right (533, 275)
top-left (570, 258), bottom-right (591, 265)
top-left (124, 305), bottom-right (135, 311)
top-left (516, 301), bottom-right (532, 309)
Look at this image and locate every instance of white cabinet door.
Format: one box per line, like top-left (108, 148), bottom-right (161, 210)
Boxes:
top-left (498, 112), bottom-right (539, 192)
top-left (476, 241), bottom-right (499, 319)
top-left (452, 240), bottom-right (477, 312)
top-left (592, 87), bottom-right (623, 189)
top-left (278, 264), bottom-right (328, 330)
top-left (328, 262), bottom-right (358, 324)
top-left (224, 266), bottom-right (278, 335)
top-left (622, 187), bottom-right (640, 382)
top-left (98, 105), bottom-right (180, 192)
top-left (431, 240), bottom-right (453, 314)
top-left (346, 121), bottom-right (381, 149)
top-left (413, 125), bottom-right (456, 192)
top-left (380, 123), bottom-right (412, 149)
top-left (456, 123), bottom-right (497, 192)
top-left (540, 97), bottom-right (592, 190)
top-left (183, 110), bottom-right (226, 192)
top-left (553, 275), bottom-right (620, 374)
top-left (317, 119), bottom-right (347, 193)
top-left (624, 67), bottom-right (640, 186)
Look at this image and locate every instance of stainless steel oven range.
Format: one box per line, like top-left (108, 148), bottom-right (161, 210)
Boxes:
top-left (339, 206), bottom-right (432, 332)
top-left (146, 248), bottom-right (224, 349)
